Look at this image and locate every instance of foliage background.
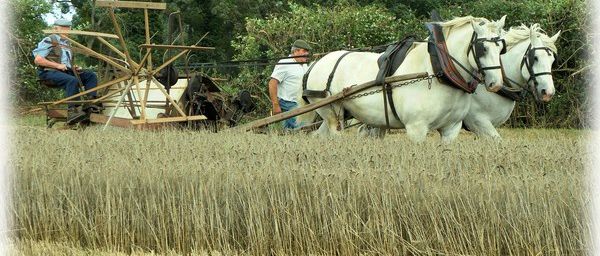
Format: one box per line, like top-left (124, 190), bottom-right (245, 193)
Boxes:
top-left (11, 0), bottom-right (589, 128)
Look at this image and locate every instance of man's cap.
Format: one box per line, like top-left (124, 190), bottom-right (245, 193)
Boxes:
top-left (54, 19), bottom-right (72, 27)
top-left (292, 39), bottom-right (312, 51)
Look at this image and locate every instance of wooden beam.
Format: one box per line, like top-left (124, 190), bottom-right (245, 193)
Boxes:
top-left (109, 8), bottom-right (137, 73)
top-left (43, 29), bottom-right (119, 39)
top-left (150, 77), bottom-right (187, 117)
top-left (90, 113), bottom-right (133, 128)
top-left (67, 38), bottom-right (130, 72)
top-left (130, 115), bottom-right (207, 125)
top-left (233, 72), bottom-right (429, 132)
top-left (133, 75), bottom-right (146, 120)
top-left (96, 36), bottom-right (126, 59)
top-left (92, 87), bottom-right (125, 103)
top-left (151, 49), bottom-right (189, 76)
top-left (49, 75), bottom-right (132, 106)
top-left (96, 0), bottom-right (167, 10)
top-left (144, 8), bottom-right (152, 73)
top-left (138, 44), bottom-right (215, 51)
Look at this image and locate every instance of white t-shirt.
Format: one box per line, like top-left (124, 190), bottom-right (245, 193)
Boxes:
top-left (270, 55), bottom-right (308, 102)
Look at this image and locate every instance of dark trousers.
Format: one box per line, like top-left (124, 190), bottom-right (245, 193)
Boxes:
top-left (38, 69), bottom-right (98, 108)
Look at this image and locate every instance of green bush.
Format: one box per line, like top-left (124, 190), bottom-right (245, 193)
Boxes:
top-left (231, 3), bottom-right (411, 115)
top-left (228, 0), bottom-right (588, 128)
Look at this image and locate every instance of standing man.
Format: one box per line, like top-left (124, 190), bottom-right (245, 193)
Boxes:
top-left (268, 39), bottom-right (312, 130)
top-left (32, 19), bottom-right (98, 124)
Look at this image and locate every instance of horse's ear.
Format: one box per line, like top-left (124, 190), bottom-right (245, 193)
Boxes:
top-left (471, 20), bottom-right (485, 36)
top-left (496, 15), bottom-right (506, 31)
top-left (550, 30), bottom-right (561, 43)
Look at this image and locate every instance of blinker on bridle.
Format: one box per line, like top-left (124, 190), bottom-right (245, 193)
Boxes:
top-left (521, 44), bottom-right (557, 86)
top-left (467, 32), bottom-right (506, 77)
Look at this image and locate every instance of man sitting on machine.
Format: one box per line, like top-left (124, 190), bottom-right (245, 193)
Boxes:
top-left (32, 19), bottom-right (99, 124)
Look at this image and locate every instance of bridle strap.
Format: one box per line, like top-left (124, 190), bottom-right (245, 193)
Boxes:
top-left (466, 32), bottom-right (504, 78)
top-left (520, 44), bottom-right (555, 87)
top-left (449, 52), bottom-right (483, 83)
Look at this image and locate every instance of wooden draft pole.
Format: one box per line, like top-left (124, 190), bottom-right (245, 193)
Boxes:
top-left (233, 72), bottom-right (429, 132)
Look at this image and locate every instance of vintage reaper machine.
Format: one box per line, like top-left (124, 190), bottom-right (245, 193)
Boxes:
top-left (38, 0), bottom-right (254, 129)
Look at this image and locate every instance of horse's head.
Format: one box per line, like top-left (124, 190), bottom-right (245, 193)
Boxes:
top-left (468, 16), bottom-right (506, 92)
top-left (520, 25), bottom-right (560, 102)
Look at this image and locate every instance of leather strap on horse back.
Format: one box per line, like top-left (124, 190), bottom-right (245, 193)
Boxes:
top-left (301, 59), bottom-right (319, 103)
top-left (302, 51), bottom-right (353, 101)
top-left (375, 36), bottom-right (416, 122)
top-left (426, 23), bottom-right (477, 93)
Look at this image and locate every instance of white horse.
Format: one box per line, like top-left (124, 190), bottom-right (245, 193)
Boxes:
top-left (304, 16), bottom-right (506, 143)
top-left (463, 24), bottom-right (560, 138)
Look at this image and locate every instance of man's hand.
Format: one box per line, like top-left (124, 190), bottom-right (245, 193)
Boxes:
top-left (55, 63), bottom-right (68, 71)
top-left (272, 103), bottom-right (282, 115)
top-left (73, 65), bottom-right (83, 73)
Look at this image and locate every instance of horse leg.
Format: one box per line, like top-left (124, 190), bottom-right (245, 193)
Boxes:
top-left (313, 104), bottom-right (343, 136)
top-left (438, 121), bottom-right (462, 144)
top-left (357, 124), bottom-right (384, 138)
top-left (467, 119), bottom-right (501, 139)
top-left (312, 121), bottom-right (330, 137)
top-left (369, 126), bottom-right (386, 139)
top-left (405, 122), bottom-right (429, 143)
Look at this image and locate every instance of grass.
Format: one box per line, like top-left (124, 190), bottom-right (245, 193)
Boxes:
top-left (9, 115), bottom-right (591, 255)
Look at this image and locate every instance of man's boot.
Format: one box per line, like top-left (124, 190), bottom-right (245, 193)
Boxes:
top-left (83, 96), bottom-right (104, 114)
top-left (66, 106), bottom-right (87, 125)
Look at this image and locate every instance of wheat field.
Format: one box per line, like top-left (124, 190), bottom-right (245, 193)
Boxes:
top-left (9, 117), bottom-right (591, 255)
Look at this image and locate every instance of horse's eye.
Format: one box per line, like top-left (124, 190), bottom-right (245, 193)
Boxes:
top-left (534, 56), bottom-right (539, 62)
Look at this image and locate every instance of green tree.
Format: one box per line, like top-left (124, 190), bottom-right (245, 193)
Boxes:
top-left (10, 0), bottom-right (58, 104)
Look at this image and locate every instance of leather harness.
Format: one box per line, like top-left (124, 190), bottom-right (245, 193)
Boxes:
top-left (375, 36), bottom-right (417, 123)
top-left (497, 44), bottom-right (557, 102)
top-left (300, 19), bottom-right (507, 128)
top-left (301, 37), bottom-right (416, 124)
top-left (427, 23), bottom-right (480, 93)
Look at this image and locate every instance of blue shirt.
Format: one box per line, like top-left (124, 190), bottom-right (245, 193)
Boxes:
top-left (32, 34), bottom-right (72, 68)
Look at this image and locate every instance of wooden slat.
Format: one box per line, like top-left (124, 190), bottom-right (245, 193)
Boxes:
top-left (96, 0), bottom-right (167, 10)
top-left (67, 38), bottom-right (130, 72)
top-left (233, 72), bottom-right (429, 132)
top-left (90, 113), bottom-right (133, 128)
top-left (96, 36), bottom-right (126, 59)
top-left (49, 76), bottom-right (132, 106)
top-left (139, 44), bottom-right (215, 50)
top-left (130, 115), bottom-right (207, 125)
top-left (43, 29), bottom-right (119, 39)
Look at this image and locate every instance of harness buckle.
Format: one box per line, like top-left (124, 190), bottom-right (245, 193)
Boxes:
top-left (428, 76), bottom-right (433, 89)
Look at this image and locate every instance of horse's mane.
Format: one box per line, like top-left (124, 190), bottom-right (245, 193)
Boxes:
top-left (437, 16), bottom-right (492, 36)
top-left (503, 24), bottom-right (558, 52)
